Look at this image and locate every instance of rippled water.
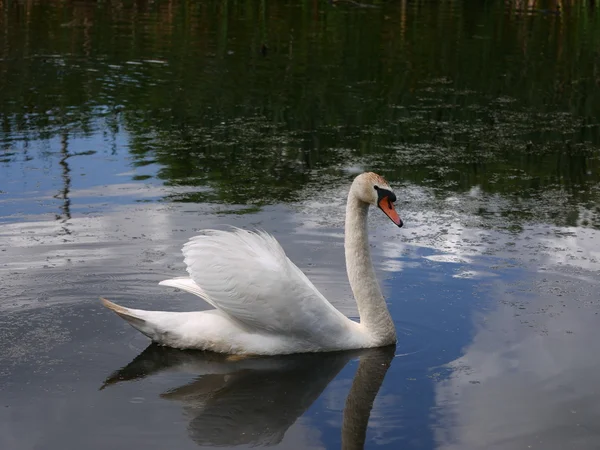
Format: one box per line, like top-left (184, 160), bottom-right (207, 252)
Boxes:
top-left (1, 1), bottom-right (600, 449)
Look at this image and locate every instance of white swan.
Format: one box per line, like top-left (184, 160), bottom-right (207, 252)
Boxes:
top-left (101, 172), bottom-right (403, 355)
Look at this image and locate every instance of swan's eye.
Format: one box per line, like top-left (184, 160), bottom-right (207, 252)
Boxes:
top-left (375, 187), bottom-right (396, 203)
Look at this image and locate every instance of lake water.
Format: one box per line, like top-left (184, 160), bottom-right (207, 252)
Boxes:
top-left (1, 1), bottom-right (600, 449)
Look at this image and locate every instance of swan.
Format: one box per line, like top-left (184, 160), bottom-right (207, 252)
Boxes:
top-left (101, 172), bottom-right (403, 355)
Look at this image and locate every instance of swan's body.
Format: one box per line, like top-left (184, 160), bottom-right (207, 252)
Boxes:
top-left (102, 172), bottom-right (403, 355)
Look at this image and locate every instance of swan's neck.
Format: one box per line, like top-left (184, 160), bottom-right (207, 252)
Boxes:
top-left (345, 193), bottom-right (396, 345)
top-left (341, 347), bottom-right (395, 449)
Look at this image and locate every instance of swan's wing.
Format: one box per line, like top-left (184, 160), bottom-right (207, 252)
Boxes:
top-left (179, 229), bottom-right (352, 339)
top-left (159, 277), bottom-right (219, 309)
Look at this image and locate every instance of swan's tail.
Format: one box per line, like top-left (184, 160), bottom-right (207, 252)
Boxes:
top-left (100, 297), bottom-right (160, 340)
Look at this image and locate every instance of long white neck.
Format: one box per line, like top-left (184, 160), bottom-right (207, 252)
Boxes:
top-left (344, 190), bottom-right (396, 345)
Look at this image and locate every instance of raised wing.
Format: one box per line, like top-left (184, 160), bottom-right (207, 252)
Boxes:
top-left (159, 277), bottom-right (219, 310)
top-left (178, 229), bottom-right (352, 341)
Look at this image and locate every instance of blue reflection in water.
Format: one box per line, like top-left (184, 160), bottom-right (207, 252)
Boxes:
top-left (309, 247), bottom-right (520, 449)
top-left (0, 132), bottom-right (162, 222)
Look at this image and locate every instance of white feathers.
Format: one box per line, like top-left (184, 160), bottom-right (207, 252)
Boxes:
top-left (180, 228), bottom-right (356, 344)
top-left (158, 277), bottom-right (216, 309)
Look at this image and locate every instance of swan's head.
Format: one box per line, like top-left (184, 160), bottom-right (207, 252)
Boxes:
top-left (352, 172), bottom-right (403, 227)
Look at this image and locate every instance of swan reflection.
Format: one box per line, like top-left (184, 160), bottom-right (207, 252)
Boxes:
top-left (102, 345), bottom-right (395, 448)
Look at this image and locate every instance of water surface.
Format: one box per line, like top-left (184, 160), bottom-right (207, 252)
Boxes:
top-left (1, 1), bottom-right (600, 449)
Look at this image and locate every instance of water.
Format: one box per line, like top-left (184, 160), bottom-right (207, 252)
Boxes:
top-left (1, 0), bottom-right (600, 448)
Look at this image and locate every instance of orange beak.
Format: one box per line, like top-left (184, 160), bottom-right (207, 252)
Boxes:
top-left (378, 197), bottom-right (403, 227)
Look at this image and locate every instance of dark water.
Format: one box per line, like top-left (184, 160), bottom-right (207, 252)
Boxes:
top-left (1, 1), bottom-right (600, 449)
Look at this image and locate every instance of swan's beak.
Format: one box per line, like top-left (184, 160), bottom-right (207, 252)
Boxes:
top-left (378, 197), bottom-right (403, 228)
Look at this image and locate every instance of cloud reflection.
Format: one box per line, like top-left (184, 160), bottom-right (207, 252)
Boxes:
top-left (433, 270), bottom-right (600, 450)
